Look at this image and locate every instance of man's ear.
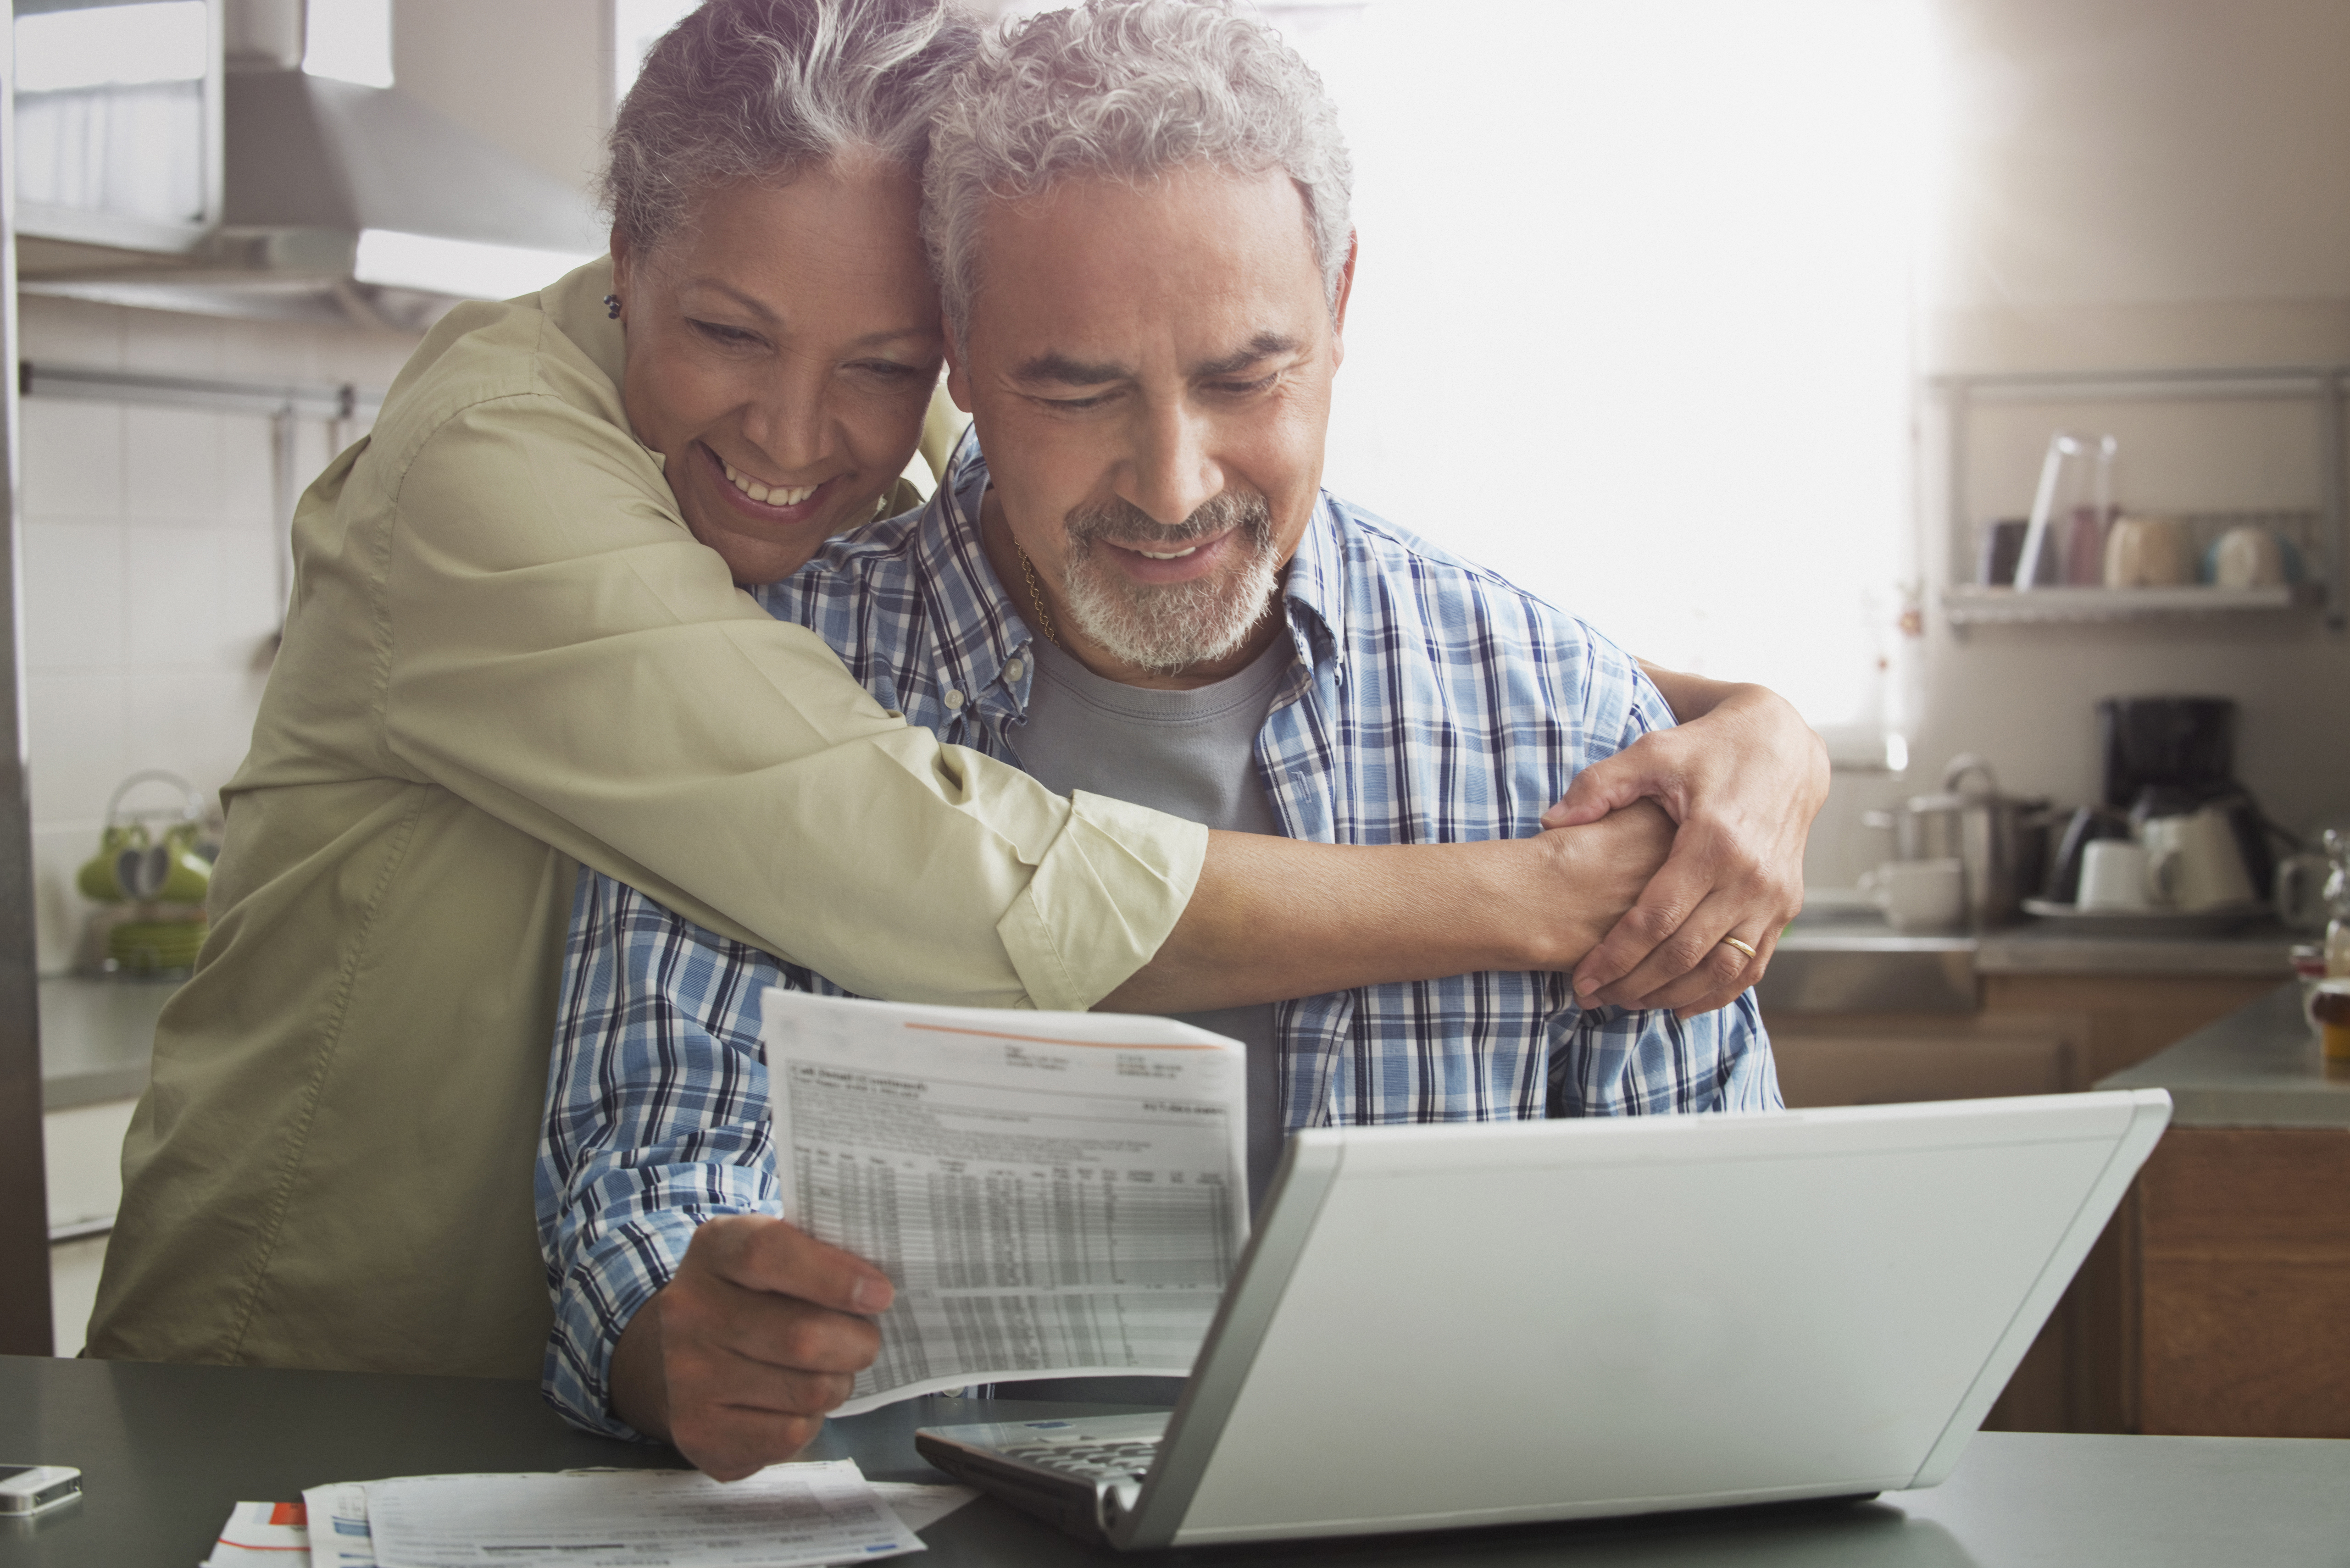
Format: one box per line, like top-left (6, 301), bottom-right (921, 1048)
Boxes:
top-left (943, 314), bottom-right (975, 413)
top-left (1329, 230), bottom-right (1359, 370)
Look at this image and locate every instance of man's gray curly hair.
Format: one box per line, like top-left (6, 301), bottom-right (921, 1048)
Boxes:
top-left (601, 0), bottom-right (982, 256)
top-left (923, 0), bottom-right (1353, 346)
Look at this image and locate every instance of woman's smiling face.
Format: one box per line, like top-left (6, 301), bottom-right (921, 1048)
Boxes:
top-left (611, 155), bottom-right (942, 585)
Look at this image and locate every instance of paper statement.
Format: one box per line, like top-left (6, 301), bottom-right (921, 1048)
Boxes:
top-left (361, 1462), bottom-right (920, 1568)
top-left (297, 1465), bottom-right (973, 1568)
top-left (760, 990), bottom-right (1250, 1415)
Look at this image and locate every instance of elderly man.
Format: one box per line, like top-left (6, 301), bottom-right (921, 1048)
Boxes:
top-left (537, 0), bottom-right (1781, 1478)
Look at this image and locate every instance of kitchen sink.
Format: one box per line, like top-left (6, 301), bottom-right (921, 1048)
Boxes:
top-left (1755, 910), bottom-right (1979, 1014)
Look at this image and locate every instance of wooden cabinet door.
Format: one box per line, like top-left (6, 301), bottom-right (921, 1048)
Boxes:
top-left (1763, 1013), bottom-right (2077, 1108)
top-left (2135, 1127), bottom-right (2350, 1438)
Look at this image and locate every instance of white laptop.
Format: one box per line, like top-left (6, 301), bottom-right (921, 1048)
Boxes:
top-left (915, 1089), bottom-right (2172, 1549)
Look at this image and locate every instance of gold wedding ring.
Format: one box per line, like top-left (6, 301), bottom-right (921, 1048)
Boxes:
top-left (1719, 935), bottom-right (1759, 962)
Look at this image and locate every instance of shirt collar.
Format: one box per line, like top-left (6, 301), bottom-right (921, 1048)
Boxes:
top-left (917, 434), bottom-right (1037, 720)
top-left (540, 255), bottom-right (628, 398)
top-left (1278, 494), bottom-right (1347, 674)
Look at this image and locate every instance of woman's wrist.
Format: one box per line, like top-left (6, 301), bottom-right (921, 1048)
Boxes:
top-left (1638, 659), bottom-right (1745, 728)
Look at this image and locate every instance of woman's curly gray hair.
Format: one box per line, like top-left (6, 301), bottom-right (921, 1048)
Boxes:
top-left (601, 0), bottom-right (981, 256)
top-left (922, 0), bottom-right (1353, 346)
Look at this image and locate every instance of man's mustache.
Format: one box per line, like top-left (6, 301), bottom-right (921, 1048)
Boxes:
top-left (1065, 492), bottom-right (1272, 550)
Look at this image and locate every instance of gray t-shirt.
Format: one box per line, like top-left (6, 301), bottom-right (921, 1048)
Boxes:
top-left (1013, 632), bottom-right (1291, 1208)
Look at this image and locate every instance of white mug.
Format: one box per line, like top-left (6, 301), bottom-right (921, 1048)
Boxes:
top-left (2211, 526), bottom-right (2286, 589)
top-left (1859, 858), bottom-right (1966, 932)
top-left (2077, 839), bottom-right (2151, 911)
top-left (2141, 809), bottom-right (2257, 911)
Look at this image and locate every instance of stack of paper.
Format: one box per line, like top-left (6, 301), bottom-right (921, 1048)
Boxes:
top-left (203, 1461), bottom-right (974, 1568)
top-left (763, 989), bottom-right (1251, 1412)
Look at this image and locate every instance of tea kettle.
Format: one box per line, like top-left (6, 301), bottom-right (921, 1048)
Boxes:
top-left (76, 770), bottom-right (214, 906)
top-left (1863, 755), bottom-right (2055, 929)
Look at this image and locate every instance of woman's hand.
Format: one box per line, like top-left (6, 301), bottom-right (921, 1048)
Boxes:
top-left (1545, 669), bottom-right (1828, 1017)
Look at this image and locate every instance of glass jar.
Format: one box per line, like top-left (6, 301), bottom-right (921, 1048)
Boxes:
top-left (2324, 829), bottom-right (2350, 978)
top-left (2313, 980), bottom-right (2350, 1064)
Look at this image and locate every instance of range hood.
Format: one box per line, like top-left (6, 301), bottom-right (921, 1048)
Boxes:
top-left (17, 0), bottom-right (603, 329)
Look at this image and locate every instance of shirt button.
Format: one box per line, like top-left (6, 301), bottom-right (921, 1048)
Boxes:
top-left (944, 688), bottom-right (966, 710)
top-left (1003, 659), bottom-right (1024, 682)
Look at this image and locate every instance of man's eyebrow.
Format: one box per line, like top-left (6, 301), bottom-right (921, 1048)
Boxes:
top-left (1192, 333), bottom-right (1303, 378)
top-left (1009, 332), bottom-right (1307, 387)
top-left (1010, 350), bottom-right (1130, 386)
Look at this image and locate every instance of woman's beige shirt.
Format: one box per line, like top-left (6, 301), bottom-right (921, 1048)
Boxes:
top-left (85, 261), bottom-right (1206, 1379)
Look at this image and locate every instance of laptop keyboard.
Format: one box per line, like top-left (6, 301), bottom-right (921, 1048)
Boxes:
top-left (999, 1436), bottom-right (1162, 1484)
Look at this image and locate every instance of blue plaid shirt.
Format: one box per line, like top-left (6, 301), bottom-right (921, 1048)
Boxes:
top-left (538, 439), bottom-right (1779, 1435)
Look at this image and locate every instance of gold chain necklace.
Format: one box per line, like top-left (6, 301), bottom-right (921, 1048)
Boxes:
top-left (1017, 546), bottom-right (1062, 649)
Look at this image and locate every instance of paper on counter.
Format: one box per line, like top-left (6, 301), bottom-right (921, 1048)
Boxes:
top-left (300, 1482), bottom-right (379, 1568)
top-left (865, 1483), bottom-right (976, 1535)
top-left (363, 1458), bottom-right (922, 1568)
top-left (203, 1500), bottom-right (310, 1568)
top-left (549, 1469), bottom-right (974, 1538)
top-left (763, 989), bottom-right (1250, 1415)
top-left (294, 1465), bottom-right (972, 1568)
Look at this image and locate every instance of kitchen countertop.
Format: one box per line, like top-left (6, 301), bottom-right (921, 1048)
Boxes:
top-left (9, 1357), bottom-right (2350, 1568)
top-left (23, 921), bottom-right (2307, 1101)
top-left (1975, 922), bottom-right (2300, 976)
top-left (38, 975), bottom-right (175, 1110)
top-left (1778, 909), bottom-right (2299, 975)
top-left (2095, 981), bottom-right (2350, 1128)
top-left (1761, 908), bottom-right (2299, 1014)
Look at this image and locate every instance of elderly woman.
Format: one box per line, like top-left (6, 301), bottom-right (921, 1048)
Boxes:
top-left (88, 0), bottom-right (1824, 1382)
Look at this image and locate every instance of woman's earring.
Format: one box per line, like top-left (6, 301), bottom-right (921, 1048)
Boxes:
top-left (603, 294), bottom-right (622, 320)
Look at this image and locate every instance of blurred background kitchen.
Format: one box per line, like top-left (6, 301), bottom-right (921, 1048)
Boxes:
top-left (2, 0), bottom-right (2344, 1438)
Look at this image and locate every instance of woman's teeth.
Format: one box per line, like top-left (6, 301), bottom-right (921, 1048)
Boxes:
top-left (721, 458), bottom-right (817, 507)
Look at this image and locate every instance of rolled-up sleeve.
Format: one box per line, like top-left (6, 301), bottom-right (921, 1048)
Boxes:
top-left (539, 871), bottom-right (789, 1437)
top-left (367, 383), bottom-right (1205, 1012)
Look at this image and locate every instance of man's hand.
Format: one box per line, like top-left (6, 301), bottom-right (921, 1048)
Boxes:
top-left (609, 1215), bottom-right (894, 1480)
top-left (1545, 677), bottom-right (1828, 1017)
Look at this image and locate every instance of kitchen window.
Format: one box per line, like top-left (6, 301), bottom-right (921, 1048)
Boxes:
top-left (1272, 0), bottom-right (1927, 754)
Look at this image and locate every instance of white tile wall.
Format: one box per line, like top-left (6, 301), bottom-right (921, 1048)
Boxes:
top-left (49, 1234), bottom-right (109, 1357)
top-left (122, 406), bottom-right (225, 521)
top-left (44, 1098), bottom-right (135, 1232)
top-left (45, 1097), bottom-right (139, 1355)
top-left (16, 295), bottom-right (421, 975)
top-left (21, 401), bottom-right (125, 518)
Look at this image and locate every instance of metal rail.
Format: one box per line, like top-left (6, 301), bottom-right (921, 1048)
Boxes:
top-left (19, 360), bottom-right (383, 420)
top-left (20, 360), bottom-right (388, 620)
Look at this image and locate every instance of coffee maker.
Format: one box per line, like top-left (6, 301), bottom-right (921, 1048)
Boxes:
top-left (2100, 697), bottom-right (2238, 813)
top-left (2097, 696), bottom-right (2278, 897)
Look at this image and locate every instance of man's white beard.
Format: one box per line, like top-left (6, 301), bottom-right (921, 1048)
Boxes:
top-left (1060, 492), bottom-right (1280, 676)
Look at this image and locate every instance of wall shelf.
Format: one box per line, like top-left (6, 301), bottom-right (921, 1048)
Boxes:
top-left (1943, 582), bottom-right (2328, 625)
top-left (1930, 364), bottom-right (2348, 633)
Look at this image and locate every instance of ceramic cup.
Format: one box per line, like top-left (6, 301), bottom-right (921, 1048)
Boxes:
top-left (2210, 526), bottom-right (2286, 589)
top-left (2077, 839), bottom-right (2152, 911)
top-left (2142, 809), bottom-right (2257, 911)
top-left (2103, 515), bottom-right (2194, 587)
top-left (1859, 858), bottom-right (1966, 932)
